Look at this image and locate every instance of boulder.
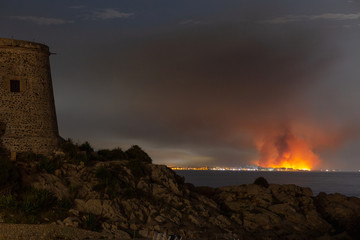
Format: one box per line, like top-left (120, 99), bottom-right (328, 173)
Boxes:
top-left (315, 192), bottom-right (360, 238)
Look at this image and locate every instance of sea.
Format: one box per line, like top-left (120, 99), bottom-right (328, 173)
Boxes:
top-left (175, 170), bottom-right (360, 198)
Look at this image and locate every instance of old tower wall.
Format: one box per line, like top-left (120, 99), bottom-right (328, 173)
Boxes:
top-left (0, 38), bottom-right (59, 154)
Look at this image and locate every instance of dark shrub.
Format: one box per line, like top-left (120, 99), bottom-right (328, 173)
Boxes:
top-left (61, 139), bottom-right (98, 165)
top-left (36, 157), bottom-right (62, 174)
top-left (82, 213), bottom-right (103, 231)
top-left (0, 195), bottom-right (16, 209)
top-left (97, 149), bottom-right (111, 161)
top-left (0, 151), bottom-right (20, 188)
top-left (125, 145), bottom-right (152, 163)
top-left (97, 148), bottom-right (126, 161)
top-left (61, 138), bottom-right (78, 158)
top-left (95, 166), bottom-right (113, 181)
top-left (127, 160), bottom-right (146, 180)
top-left (94, 166), bottom-right (119, 199)
top-left (79, 141), bottom-right (94, 154)
top-left (17, 152), bottom-right (61, 174)
top-left (110, 148), bottom-right (126, 159)
top-left (254, 176), bottom-right (269, 188)
top-left (58, 198), bottom-right (73, 210)
top-left (22, 188), bottom-right (57, 214)
top-left (72, 153), bottom-right (88, 165)
top-left (94, 166), bottom-right (138, 199)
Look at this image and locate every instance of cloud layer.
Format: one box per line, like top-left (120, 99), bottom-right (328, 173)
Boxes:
top-left (60, 23), bottom-right (359, 168)
top-left (265, 12), bottom-right (360, 23)
top-left (6, 0), bottom-right (359, 169)
top-left (11, 16), bottom-right (74, 25)
top-left (92, 9), bottom-right (133, 20)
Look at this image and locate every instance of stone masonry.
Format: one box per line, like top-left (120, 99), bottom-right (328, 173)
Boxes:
top-left (0, 38), bottom-right (59, 154)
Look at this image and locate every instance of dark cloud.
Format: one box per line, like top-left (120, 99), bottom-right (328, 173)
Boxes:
top-left (57, 22), bottom-right (353, 167)
top-left (4, 0), bottom-right (355, 169)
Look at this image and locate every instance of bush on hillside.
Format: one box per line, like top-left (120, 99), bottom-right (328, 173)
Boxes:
top-left (254, 176), bottom-right (269, 188)
top-left (0, 195), bottom-right (16, 209)
top-left (94, 165), bottom-right (139, 199)
top-left (61, 138), bottom-right (78, 158)
top-left (79, 141), bottom-right (94, 154)
top-left (95, 166), bottom-right (112, 180)
top-left (61, 139), bottom-right (98, 165)
top-left (22, 188), bottom-right (57, 214)
top-left (127, 159), bottom-right (148, 181)
top-left (15, 152), bottom-right (62, 174)
top-left (61, 140), bottom-right (153, 166)
top-left (97, 148), bottom-right (126, 161)
top-left (94, 166), bottom-right (120, 199)
top-left (125, 145), bottom-right (152, 163)
top-left (36, 156), bottom-right (62, 174)
top-left (0, 149), bottom-right (20, 189)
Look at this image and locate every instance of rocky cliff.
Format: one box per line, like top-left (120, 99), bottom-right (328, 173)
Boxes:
top-left (1, 148), bottom-right (360, 240)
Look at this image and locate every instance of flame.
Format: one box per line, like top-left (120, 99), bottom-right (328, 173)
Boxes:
top-left (256, 129), bottom-right (319, 170)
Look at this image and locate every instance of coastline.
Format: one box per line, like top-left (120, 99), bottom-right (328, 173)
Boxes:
top-left (1, 151), bottom-right (360, 239)
top-left (176, 170), bottom-right (360, 198)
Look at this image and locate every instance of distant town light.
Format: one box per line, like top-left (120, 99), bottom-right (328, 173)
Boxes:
top-left (169, 165), bottom-right (312, 172)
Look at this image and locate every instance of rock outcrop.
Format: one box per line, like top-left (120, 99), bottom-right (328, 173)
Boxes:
top-left (315, 192), bottom-right (360, 238)
top-left (1, 157), bottom-right (360, 240)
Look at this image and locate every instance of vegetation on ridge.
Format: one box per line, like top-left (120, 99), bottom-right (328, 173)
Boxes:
top-left (61, 139), bottom-right (152, 164)
top-left (0, 140), bottom-right (153, 227)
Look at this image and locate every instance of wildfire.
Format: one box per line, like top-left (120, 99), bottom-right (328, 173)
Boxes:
top-left (256, 129), bottom-right (319, 171)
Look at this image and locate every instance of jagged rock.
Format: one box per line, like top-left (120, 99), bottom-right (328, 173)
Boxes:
top-left (210, 215), bottom-right (231, 228)
top-left (188, 214), bottom-right (201, 226)
top-left (69, 209), bottom-right (80, 217)
top-left (32, 173), bottom-right (69, 199)
top-left (196, 194), bottom-right (218, 209)
top-left (63, 217), bottom-right (79, 228)
top-left (136, 179), bottom-right (151, 193)
top-left (151, 165), bottom-right (183, 196)
top-left (269, 203), bottom-right (296, 215)
top-left (315, 192), bottom-right (360, 237)
top-left (4, 158), bottom-right (360, 240)
top-left (214, 183), bottom-right (333, 238)
top-left (316, 232), bottom-right (353, 240)
top-left (154, 215), bottom-right (166, 223)
top-left (230, 213), bottom-right (243, 225)
top-left (74, 199), bottom-right (119, 220)
top-left (139, 229), bottom-right (151, 238)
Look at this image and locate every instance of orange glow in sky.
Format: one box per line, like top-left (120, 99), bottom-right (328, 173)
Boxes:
top-left (256, 130), bottom-right (319, 170)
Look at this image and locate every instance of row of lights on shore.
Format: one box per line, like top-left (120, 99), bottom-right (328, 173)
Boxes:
top-left (170, 166), bottom-right (360, 172)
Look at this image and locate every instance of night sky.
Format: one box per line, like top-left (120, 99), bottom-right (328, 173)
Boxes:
top-left (1, 0), bottom-right (360, 170)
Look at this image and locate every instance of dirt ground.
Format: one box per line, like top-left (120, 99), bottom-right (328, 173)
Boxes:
top-left (0, 223), bottom-right (113, 240)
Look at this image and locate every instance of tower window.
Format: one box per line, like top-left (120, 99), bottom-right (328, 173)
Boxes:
top-left (10, 80), bottom-right (20, 92)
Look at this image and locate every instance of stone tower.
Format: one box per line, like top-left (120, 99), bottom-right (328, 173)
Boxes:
top-left (0, 38), bottom-right (59, 155)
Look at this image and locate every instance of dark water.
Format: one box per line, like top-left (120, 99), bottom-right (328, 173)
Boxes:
top-left (175, 170), bottom-right (360, 197)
